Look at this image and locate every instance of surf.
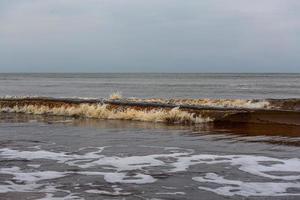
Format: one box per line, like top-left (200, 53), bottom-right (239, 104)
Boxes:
top-left (0, 95), bottom-right (299, 126)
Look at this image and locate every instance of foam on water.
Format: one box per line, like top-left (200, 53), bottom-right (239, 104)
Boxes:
top-left (0, 146), bottom-right (299, 197)
top-left (0, 104), bottom-right (212, 124)
top-left (130, 98), bottom-right (271, 109)
top-left (193, 173), bottom-right (300, 197)
top-left (0, 95), bottom-right (271, 109)
top-left (156, 192), bottom-right (186, 195)
top-left (3, 96), bottom-right (300, 127)
top-left (0, 166), bottom-right (66, 183)
top-left (85, 188), bottom-right (131, 196)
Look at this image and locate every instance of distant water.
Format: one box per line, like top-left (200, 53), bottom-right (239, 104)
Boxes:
top-left (1, 73), bottom-right (300, 99)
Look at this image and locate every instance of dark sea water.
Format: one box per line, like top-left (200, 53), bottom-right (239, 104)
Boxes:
top-left (1, 73), bottom-right (300, 99)
top-left (0, 73), bottom-right (300, 200)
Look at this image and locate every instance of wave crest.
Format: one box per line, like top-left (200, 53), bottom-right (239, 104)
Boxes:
top-left (130, 98), bottom-right (271, 109)
top-left (1, 96), bottom-right (300, 126)
top-left (1, 104), bottom-right (212, 124)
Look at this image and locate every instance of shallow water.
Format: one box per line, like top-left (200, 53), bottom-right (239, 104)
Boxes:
top-left (0, 114), bottom-right (299, 200)
top-left (0, 73), bottom-right (299, 199)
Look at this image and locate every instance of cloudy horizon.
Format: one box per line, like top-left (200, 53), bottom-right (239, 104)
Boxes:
top-left (1, 0), bottom-right (300, 73)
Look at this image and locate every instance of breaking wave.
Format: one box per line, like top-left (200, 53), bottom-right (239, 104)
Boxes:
top-left (129, 97), bottom-right (271, 109)
top-left (1, 95), bottom-right (272, 109)
top-left (0, 96), bottom-right (299, 125)
top-left (0, 104), bottom-right (211, 124)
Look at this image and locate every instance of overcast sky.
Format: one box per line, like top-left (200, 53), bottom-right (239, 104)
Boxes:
top-left (0, 0), bottom-right (300, 73)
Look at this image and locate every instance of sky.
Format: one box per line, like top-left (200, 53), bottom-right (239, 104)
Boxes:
top-left (0, 0), bottom-right (300, 73)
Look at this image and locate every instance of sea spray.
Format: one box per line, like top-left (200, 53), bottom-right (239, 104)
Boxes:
top-left (0, 104), bottom-right (212, 124)
top-left (1, 96), bottom-right (300, 125)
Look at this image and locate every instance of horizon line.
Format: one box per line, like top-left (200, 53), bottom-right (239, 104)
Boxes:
top-left (0, 72), bottom-right (300, 74)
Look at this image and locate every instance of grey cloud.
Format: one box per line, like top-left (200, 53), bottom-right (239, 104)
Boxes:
top-left (0, 0), bottom-right (300, 72)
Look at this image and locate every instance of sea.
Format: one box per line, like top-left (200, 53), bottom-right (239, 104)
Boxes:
top-left (0, 73), bottom-right (300, 200)
top-left (1, 73), bottom-right (300, 99)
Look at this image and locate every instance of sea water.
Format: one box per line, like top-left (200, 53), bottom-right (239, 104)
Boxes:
top-left (0, 73), bottom-right (299, 200)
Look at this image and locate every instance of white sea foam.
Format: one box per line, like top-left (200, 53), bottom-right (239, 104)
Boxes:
top-left (37, 193), bottom-right (84, 200)
top-left (0, 95), bottom-right (271, 109)
top-left (27, 164), bottom-right (41, 168)
top-left (129, 98), bottom-right (271, 109)
top-left (0, 166), bottom-right (66, 183)
top-left (1, 95), bottom-right (40, 99)
top-left (156, 192), bottom-right (186, 195)
top-left (86, 187), bottom-right (131, 196)
top-left (171, 154), bottom-right (300, 180)
top-left (193, 173), bottom-right (300, 197)
top-left (109, 91), bottom-right (123, 100)
top-left (0, 181), bottom-right (42, 193)
top-left (0, 95), bottom-right (99, 100)
top-left (78, 171), bottom-right (156, 184)
top-left (0, 146), bottom-right (299, 197)
top-left (161, 186), bottom-right (177, 190)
